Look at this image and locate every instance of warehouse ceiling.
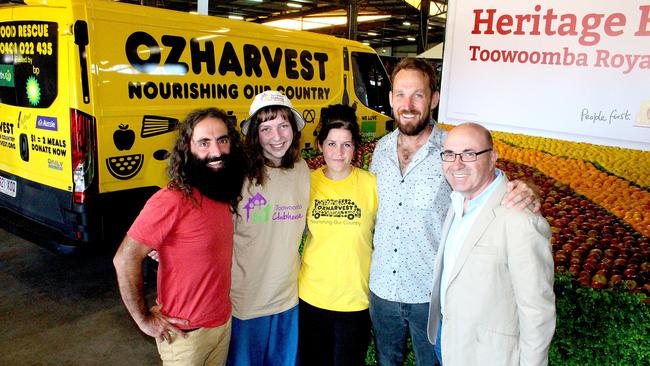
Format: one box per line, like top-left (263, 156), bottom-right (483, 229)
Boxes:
top-left (119, 0), bottom-right (448, 51)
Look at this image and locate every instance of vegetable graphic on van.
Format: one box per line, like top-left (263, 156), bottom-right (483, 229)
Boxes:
top-left (312, 198), bottom-right (361, 221)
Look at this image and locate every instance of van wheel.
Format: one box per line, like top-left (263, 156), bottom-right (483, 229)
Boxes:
top-left (20, 133), bottom-right (29, 162)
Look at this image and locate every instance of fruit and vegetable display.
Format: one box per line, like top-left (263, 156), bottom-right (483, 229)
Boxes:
top-left (303, 125), bottom-right (650, 297)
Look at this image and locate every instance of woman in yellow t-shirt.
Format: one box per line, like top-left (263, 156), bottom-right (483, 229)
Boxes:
top-left (298, 104), bottom-right (378, 366)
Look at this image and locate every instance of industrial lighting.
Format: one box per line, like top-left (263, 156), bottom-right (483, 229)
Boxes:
top-left (229, 15), bottom-right (244, 20)
top-left (362, 41), bottom-right (370, 46)
top-left (287, 2), bottom-right (302, 8)
top-left (403, 21), bottom-right (411, 26)
top-left (407, 37), bottom-right (416, 41)
top-left (264, 14), bottom-right (390, 31)
top-left (405, 0), bottom-right (448, 17)
top-left (367, 31), bottom-right (378, 36)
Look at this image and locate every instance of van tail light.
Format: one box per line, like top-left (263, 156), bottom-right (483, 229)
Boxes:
top-left (70, 109), bottom-right (97, 204)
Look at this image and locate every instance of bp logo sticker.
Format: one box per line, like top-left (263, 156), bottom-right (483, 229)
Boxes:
top-left (25, 76), bottom-right (41, 106)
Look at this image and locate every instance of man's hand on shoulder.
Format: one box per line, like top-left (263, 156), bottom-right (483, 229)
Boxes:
top-left (502, 179), bottom-right (541, 213)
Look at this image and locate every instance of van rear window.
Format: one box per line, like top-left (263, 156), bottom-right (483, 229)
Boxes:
top-left (0, 21), bottom-right (58, 108)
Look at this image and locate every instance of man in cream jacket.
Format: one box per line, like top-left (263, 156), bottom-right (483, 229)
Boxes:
top-left (427, 123), bottom-right (555, 365)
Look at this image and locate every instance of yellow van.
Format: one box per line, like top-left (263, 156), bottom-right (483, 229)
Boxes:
top-left (0, 0), bottom-right (392, 250)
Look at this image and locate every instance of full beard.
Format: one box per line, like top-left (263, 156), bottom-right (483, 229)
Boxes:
top-left (184, 150), bottom-right (247, 205)
top-left (396, 108), bottom-right (431, 136)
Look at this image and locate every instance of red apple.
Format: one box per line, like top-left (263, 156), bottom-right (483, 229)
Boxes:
top-left (591, 274), bottom-right (608, 289)
top-left (624, 268), bottom-right (637, 279)
top-left (610, 274), bottom-right (624, 286)
top-left (578, 276), bottom-right (591, 287)
top-left (583, 261), bottom-right (596, 272)
top-left (613, 258), bottom-right (627, 269)
top-left (570, 257), bottom-right (582, 265)
top-left (589, 248), bottom-right (602, 258)
top-left (569, 264), bottom-right (581, 276)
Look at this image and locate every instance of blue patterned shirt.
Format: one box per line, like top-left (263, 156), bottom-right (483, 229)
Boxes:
top-left (369, 125), bottom-right (451, 303)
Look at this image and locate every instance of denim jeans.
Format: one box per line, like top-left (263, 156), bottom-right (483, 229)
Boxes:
top-left (434, 319), bottom-right (442, 365)
top-left (226, 306), bottom-right (298, 366)
top-left (369, 291), bottom-right (439, 366)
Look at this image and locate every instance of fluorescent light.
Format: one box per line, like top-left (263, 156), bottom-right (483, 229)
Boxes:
top-left (264, 14), bottom-right (390, 31)
top-left (287, 2), bottom-right (302, 8)
top-left (367, 32), bottom-right (378, 36)
top-left (407, 37), bottom-right (416, 41)
top-left (229, 15), bottom-right (244, 20)
top-left (403, 21), bottom-right (411, 26)
top-left (362, 41), bottom-right (370, 45)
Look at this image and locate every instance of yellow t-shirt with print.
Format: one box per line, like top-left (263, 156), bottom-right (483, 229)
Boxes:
top-left (298, 166), bottom-right (378, 312)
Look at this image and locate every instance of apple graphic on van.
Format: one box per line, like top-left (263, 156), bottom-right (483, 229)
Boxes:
top-left (113, 124), bottom-right (135, 151)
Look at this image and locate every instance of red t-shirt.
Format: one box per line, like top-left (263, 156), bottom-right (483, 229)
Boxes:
top-left (128, 188), bottom-right (233, 329)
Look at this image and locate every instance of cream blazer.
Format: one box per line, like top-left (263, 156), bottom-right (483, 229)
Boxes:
top-left (427, 178), bottom-right (556, 366)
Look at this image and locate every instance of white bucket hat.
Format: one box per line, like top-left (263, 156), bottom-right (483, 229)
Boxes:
top-left (241, 91), bottom-right (306, 135)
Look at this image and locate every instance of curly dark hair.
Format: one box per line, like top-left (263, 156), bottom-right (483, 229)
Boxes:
top-left (167, 108), bottom-right (244, 211)
top-left (244, 106), bottom-right (301, 186)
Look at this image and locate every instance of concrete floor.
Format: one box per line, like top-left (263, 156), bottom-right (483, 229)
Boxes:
top-left (0, 226), bottom-right (160, 365)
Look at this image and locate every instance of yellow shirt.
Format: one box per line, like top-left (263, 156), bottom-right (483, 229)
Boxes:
top-left (298, 166), bottom-right (378, 311)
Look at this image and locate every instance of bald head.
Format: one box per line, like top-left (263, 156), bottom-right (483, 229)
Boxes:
top-left (442, 123), bottom-right (498, 200)
top-left (448, 123), bottom-right (493, 149)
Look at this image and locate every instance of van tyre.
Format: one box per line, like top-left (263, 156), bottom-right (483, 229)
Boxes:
top-left (19, 133), bottom-right (29, 162)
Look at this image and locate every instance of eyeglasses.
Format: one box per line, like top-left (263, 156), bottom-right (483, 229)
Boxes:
top-left (440, 149), bottom-right (492, 162)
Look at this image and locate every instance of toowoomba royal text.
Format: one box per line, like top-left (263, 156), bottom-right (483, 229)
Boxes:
top-left (468, 45), bottom-right (649, 74)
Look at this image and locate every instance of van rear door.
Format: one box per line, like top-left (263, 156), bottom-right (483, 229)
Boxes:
top-left (0, 4), bottom-right (86, 242)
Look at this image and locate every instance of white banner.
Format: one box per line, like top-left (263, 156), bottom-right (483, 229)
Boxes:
top-left (439, 1), bottom-right (650, 151)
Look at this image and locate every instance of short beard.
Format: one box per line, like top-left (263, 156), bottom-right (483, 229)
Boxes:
top-left (396, 108), bottom-right (431, 136)
top-left (184, 150), bottom-right (246, 206)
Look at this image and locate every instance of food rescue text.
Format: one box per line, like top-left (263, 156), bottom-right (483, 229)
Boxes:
top-left (125, 31), bottom-right (331, 101)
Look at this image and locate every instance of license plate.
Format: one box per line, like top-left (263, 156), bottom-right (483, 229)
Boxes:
top-left (0, 176), bottom-right (17, 197)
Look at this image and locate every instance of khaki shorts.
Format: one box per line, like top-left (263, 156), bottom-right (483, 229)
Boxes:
top-left (156, 318), bottom-right (231, 366)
